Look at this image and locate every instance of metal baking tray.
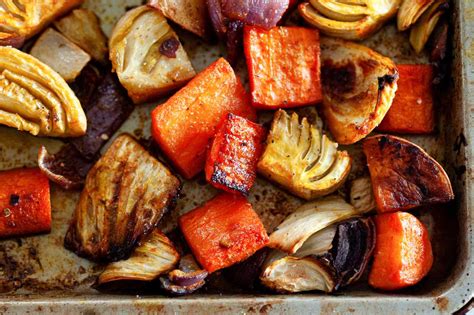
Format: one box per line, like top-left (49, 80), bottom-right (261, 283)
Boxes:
top-left (0, 0), bottom-right (472, 313)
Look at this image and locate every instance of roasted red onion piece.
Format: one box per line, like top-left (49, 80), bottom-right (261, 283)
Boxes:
top-left (38, 68), bottom-right (134, 190)
top-left (207, 0), bottom-right (227, 39)
top-left (160, 254), bottom-right (208, 295)
top-left (221, 0), bottom-right (289, 28)
top-left (224, 248), bottom-right (268, 290)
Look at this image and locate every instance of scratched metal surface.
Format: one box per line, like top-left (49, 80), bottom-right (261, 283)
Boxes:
top-left (0, 0), bottom-right (472, 314)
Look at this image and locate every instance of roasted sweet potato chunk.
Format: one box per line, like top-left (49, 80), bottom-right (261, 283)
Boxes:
top-left (363, 135), bottom-right (454, 213)
top-left (151, 58), bottom-right (256, 179)
top-left (179, 193), bottom-right (269, 273)
top-left (378, 65), bottom-right (435, 134)
top-left (205, 114), bottom-right (265, 195)
top-left (244, 26), bottom-right (322, 109)
top-left (369, 212), bottom-right (433, 290)
top-left (0, 168), bottom-right (51, 238)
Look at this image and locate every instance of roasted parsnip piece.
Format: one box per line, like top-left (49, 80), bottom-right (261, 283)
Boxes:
top-left (30, 28), bottom-right (91, 82)
top-left (149, 0), bottom-right (209, 39)
top-left (54, 9), bottom-right (108, 63)
top-left (109, 5), bottom-right (196, 104)
top-left (64, 134), bottom-right (181, 262)
top-left (320, 37), bottom-right (398, 144)
top-left (363, 135), bottom-right (454, 213)
top-left (0, 0), bottom-right (83, 46)
top-left (257, 110), bottom-right (351, 200)
top-left (299, 0), bottom-right (400, 40)
top-left (0, 46), bottom-right (86, 137)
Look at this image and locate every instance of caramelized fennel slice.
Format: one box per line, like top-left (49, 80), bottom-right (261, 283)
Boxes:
top-left (268, 196), bottom-right (360, 254)
top-left (350, 176), bottom-right (377, 213)
top-left (320, 37), bottom-right (398, 144)
top-left (409, 0), bottom-right (447, 54)
top-left (98, 230), bottom-right (180, 284)
top-left (258, 110), bottom-right (352, 200)
top-left (64, 134), bottom-right (181, 262)
top-left (397, 0), bottom-right (435, 31)
top-left (0, 46), bottom-right (86, 137)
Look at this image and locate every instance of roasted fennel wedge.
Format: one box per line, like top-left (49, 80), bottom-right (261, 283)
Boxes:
top-left (257, 110), bottom-right (351, 200)
top-left (261, 217), bottom-right (375, 293)
top-left (299, 0), bottom-right (400, 40)
top-left (267, 196), bottom-right (360, 254)
top-left (320, 37), bottom-right (398, 144)
top-left (109, 5), bottom-right (195, 104)
top-left (64, 134), bottom-right (181, 262)
top-left (98, 230), bottom-right (180, 284)
top-left (0, 46), bottom-right (86, 137)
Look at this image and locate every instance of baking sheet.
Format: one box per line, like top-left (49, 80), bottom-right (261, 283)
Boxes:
top-left (0, 0), bottom-right (472, 313)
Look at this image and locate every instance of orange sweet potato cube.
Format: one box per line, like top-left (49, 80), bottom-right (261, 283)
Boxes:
top-left (151, 58), bottom-right (256, 179)
top-left (179, 193), bottom-right (269, 272)
top-left (0, 168), bottom-right (51, 238)
top-left (205, 113), bottom-right (265, 195)
top-left (244, 26), bottom-right (322, 109)
top-left (378, 64), bottom-right (434, 134)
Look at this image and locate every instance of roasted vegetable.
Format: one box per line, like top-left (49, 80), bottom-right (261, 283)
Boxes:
top-left (257, 110), bottom-right (351, 200)
top-left (160, 254), bottom-right (208, 295)
top-left (38, 70), bottom-right (134, 190)
top-left (30, 28), bottom-right (91, 83)
top-left (0, 46), bottom-right (87, 137)
top-left (243, 26), bottom-right (323, 109)
top-left (409, 0), bottom-right (448, 54)
top-left (0, 168), bottom-right (51, 238)
top-left (54, 9), bottom-right (108, 63)
top-left (207, 0), bottom-right (290, 63)
top-left (0, 0), bottom-right (83, 47)
top-left (268, 196), bottom-right (360, 254)
top-left (378, 64), bottom-right (434, 134)
top-left (98, 230), bottom-right (180, 284)
top-left (179, 193), bottom-right (269, 273)
top-left (151, 58), bottom-right (256, 179)
top-left (350, 177), bottom-right (376, 213)
top-left (64, 134), bottom-right (181, 262)
top-left (261, 217), bottom-right (375, 292)
top-left (369, 212), bottom-right (433, 290)
top-left (149, 0), bottom-right (210, 39)
top-left (320, 37), bottom-right (398, 144)
top-left (363, 135), bottom-right (454, 213)
top-left (109, 5), bottom-right (196, 104)
top-left (205, 113), bottom-right (265, 195)
top-left (397, 0), bottom-right (435, 31)
top-left (299, 0), bottom-right (400, 41)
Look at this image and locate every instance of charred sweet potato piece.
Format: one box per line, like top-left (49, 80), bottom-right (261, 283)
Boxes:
top-left (205, 113), bottom-right (265, 195)
top-left (378, 65), bottom-right (435, 134)
top-left (151, 58), bottom-right (256, 179)
top-left (363, 135), bottom-right (454, 213)
top-left (369, 212), bottom-right (433, 290)
top-left (179, 193), bottom-right (269, 272)
top-left (0, 168), bottom-right (51, 238)
top-left (244, 26), bottom-right (322, 109)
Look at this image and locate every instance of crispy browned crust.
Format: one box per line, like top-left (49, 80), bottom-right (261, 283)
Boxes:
top-left (64, 134), bottom-right (181, 262)
top-left (0, 0), bottom-right (83, 46)
top-left (320, 37), bottom-right (398, 145)
top-left (363, 135), bottom-right (454, 212)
